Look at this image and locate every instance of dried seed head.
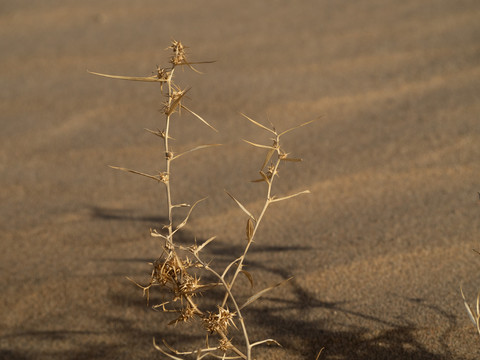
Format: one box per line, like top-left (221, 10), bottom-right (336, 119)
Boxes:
top-left (171, 304), bottom-right (197, 325)
top-left (218, 338), bottom-right (233, 352)
top-left (169, 40), bottom-right (188, 65)
top-left (163, 88), bottom-right (188, 115)
top-left (156, 66), bottom-right (169, 81)
top-left (152, 255), bottom-right (180, 286)
top-left (182, 256), bottom-right (198, 269)
top-left (203, 306), bottom-right (236, 335)
top-left (175, 273), bottom-right (202, 298)
top-left (172, 88), bottom-right (186, 99)
top-left (155, 66), bottom-right (171, 93)
top-left (158, 172), bottom-right (169, 183)
top-left (266, 163), bottom-right (278, 179)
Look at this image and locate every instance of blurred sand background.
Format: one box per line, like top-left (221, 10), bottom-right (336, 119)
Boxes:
top-left (1, 1), bottom-right (480, 359)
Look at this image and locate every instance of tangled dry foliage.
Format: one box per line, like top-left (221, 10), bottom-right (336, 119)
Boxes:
top-left (89, 41), bottom-right (322, 360)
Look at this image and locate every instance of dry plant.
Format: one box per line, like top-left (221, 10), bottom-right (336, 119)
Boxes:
top-left (461, 288), bottom-right (480, 337)
top-left (89, 41), bottom-right (315, 359)
top-left (461, 249), bottom-right (480, 339)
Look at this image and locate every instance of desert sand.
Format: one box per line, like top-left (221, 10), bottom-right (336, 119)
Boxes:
top-left (1, 1), bottom-right (480, 359)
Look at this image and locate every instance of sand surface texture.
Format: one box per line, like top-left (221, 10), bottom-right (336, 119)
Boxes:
top-left (1, 1), bottom-right (480, 359)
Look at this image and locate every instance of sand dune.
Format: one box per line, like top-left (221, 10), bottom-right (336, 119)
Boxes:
top-left (1, 1), bottom-right (480, 359)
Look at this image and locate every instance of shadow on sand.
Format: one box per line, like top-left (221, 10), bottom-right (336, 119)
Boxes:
top-left (0, 211), bottom-right (457, 360)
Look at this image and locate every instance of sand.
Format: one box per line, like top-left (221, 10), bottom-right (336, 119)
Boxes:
top-left (1, 1), bottom-right (480, 359)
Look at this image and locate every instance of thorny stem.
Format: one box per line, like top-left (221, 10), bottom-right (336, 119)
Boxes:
top-left (164, 68), bottom-right (176, 247)
top-left (159, 66), bottom-right (189, 291)
top-left (216, 134), bottom-right (283, 360)
top-left (221, 134), bottom-right (282, 308)
top-left (193, 253), bottom-right (249, 360)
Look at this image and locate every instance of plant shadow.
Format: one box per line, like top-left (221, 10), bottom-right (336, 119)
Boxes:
top-left (9, 208), bottom-right (457, 359)
top-left (241, 265), bottom-right (459, 360)
top-left (90, 206), bottom-right (168, 225)
top-left (102, 245), bottom-right (462, 360)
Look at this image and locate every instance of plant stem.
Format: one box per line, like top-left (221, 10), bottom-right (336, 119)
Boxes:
top-left (193, 254), bottom-right (249, 359)
top-left (164, 68), bottom-right (176, 247)
top-left (221, 135), bottom-right (282, 307)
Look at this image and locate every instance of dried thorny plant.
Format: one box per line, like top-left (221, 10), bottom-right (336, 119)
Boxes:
top-left (461, 287), bottom-right (480, 338)
top-left (89, 41), bottom-right (315, 360)
top-left (461, 249), bottom-right (480, 339)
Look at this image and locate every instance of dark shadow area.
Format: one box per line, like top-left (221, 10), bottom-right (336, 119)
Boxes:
top-left (10, 207), bottom-right (456, 359)
top-left (1, 330), bottom-right (101, 341)
top-left (0, 350), bottom-right (28, 360)
top-left (90, 206), bottom-right (312, 255)
top-left (1, 255), bottom-right (465, 360)
top-left (93, 252), bottom-right (463, 359)
top-left (208, 242), bottom-right (312, 255)
top-left (246, 299), bottom-right (456, 359)
top-left (0, 316), bottom-right (205, 360)
top-left (90, 206), bottom-right (167, 225)
top-left (240, 266), bottom-right (460, 360)
top-left (256, 314), bottom-right (453, 360)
